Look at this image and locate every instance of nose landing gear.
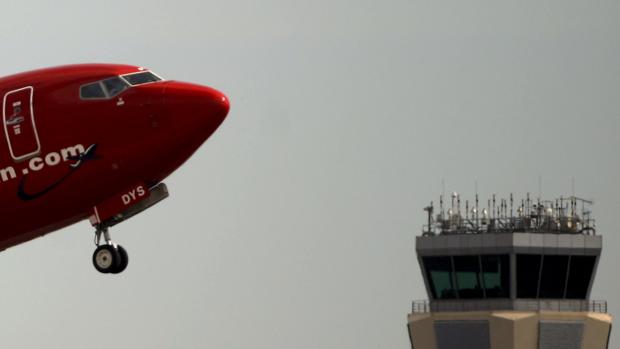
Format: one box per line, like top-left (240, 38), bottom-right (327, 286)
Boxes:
top-left (92, 227), bottom-right (129, 274)
top-left (89, 183), bottom-right (169, 274)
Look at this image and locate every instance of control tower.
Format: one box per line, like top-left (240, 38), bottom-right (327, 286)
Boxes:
top-left (408, 193), bottom-right (611, 349)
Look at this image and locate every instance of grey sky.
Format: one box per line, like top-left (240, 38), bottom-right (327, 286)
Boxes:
top-left (0, 0), bottom-right (618, 348)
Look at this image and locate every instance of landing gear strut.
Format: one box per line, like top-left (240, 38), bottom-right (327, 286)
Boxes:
top-left (89, 183), bottom-right (168, 274)
top-left (92, 227), bottom-right (129, 274)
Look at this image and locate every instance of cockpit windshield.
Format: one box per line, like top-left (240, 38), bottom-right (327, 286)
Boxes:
top-left (80, 82), bottom-right (106, 99)
top-left (121, 71), bottom-right (162, 86)
top-left (101, 77), bottom-right (129, 97)
top-left (80, 70), bottom-right (163, 100)
top-left (80, 77), bottom-right (129, 100)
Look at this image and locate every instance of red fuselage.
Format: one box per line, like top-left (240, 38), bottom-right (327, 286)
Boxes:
top-left (0, 64), bottom-right (229, 250)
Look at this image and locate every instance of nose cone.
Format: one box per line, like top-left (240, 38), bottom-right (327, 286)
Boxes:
top-left (163, 81), bottom-right (230, 146)
top-left (217, 93), bottom-right (230, 120)
top-left (201, 87), bottom-right (230, 124)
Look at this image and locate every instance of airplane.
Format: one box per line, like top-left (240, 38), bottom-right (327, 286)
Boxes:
top-left (0, 63), bottom-right (229, 274)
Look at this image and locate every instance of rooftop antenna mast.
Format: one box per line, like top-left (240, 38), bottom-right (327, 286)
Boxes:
top-left (474, 181), bottom-right (479, 230)
top-left (440, 195), bottom-right (444, 220)
top-left (526, 192), bottom-right (531, 216)
top-left (475, 193), bottom-right (479, 230)
top-left (498, 196), bottom-right (502, 220)
top-left (538, 175), bottom-right (542, 201)
top-left (423, 202), bottom-right (434, 236)
top-left (510, 193), bottom-right (514, 227)
top-left (440, 179), bottom-right (445, 220)
top-left (451, 192), bottom-right (456, 216)
top-left (465, 200), bottom-right (469, 220)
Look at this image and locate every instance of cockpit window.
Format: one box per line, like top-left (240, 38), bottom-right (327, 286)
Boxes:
top-left (80, 82), bottom-right (106, 99)
top-left (122, 71), bottom-right (162, 86)
top-left (101, 77), bottom-right (129, 97)
top-left (80, 77), bottom-right (129, 100)
top-left (79, 70), bottom-right (162, 100)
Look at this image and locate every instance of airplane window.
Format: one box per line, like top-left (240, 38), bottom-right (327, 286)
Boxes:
top-left (80, 82), bottom-right (106, 99)
top-left (122, 71), bottom-right (161, 86)
top-left (101, 77), bottom-right (129, 97)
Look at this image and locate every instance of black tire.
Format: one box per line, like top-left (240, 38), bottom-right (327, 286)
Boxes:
top-left (92, 244), bottom-right (121, 273)
top-left (111, 245), bottom-right (129, 274)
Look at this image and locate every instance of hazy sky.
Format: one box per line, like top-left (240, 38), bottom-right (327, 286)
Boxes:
top-left (0, 1), bottom-right (619, 348)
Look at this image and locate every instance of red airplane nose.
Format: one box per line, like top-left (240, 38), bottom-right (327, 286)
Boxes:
top-left (218, 93), bottom-right (230, 117)
top-left (211, 91), bottom-right (230, 122)
top-left (162, 81), bottom-right (229, 147)
top-left (201, 88), bottom-right (229, 132)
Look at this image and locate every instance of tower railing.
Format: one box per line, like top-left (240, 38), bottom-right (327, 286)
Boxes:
top-left (411, 299), bottom-right (607, 314)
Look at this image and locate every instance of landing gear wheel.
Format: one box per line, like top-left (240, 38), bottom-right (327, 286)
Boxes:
top-left (93, 244), bottom-right (121, 273)
top-left (110, 245), bottom-right (129, 274)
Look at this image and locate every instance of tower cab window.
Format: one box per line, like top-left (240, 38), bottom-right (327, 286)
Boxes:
top-left (423, 254), bottom-right (510, 300)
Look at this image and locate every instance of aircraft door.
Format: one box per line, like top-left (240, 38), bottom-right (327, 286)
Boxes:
top-left (3, 86), bottom-right (41, 161)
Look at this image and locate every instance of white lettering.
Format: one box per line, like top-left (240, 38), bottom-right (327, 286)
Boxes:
top-left (0, 166), bottom-right (16, 182)
top-left (29, 157), bottom-right (44, 171)
top-left (0, 144), bottom-right (90, 186)
top-left (122, 194), bottom-right (131, 205)
top-left (60, 144), bottom-right (86, 161)
top-left (137, 186), bottom-right (145, 197)
top-left (45, 152), bottom-right (61, 166)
